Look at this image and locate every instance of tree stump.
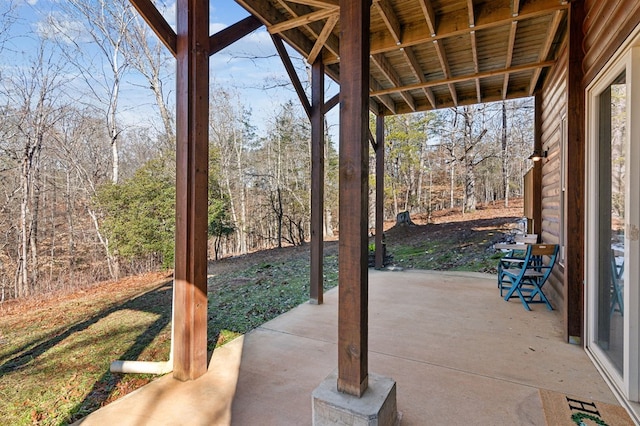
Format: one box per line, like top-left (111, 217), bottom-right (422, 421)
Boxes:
top-left (396, 211), bottom-right (414, 226)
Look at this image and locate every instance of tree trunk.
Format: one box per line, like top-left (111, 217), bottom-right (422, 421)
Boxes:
top-left (501, 101), bottom-right (509, 207)
top-left (449, 162), bottom-right (455, 209)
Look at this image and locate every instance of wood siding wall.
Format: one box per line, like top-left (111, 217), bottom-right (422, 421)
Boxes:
top-left (583, 0), bottom-right (640, 84)
top-left (539, 0), bottom-right (640, 327)
top-left (540, 43), bottom-right (567, 308)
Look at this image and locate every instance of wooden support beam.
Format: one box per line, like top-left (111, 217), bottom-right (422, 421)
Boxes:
top-left (271, 34), bottom-right (312, 119)
top-left (533, 94), bottom-right (543, 238)
top-left (324, 93), bottom-right (339, 113)
top-left (268, 7), bottom-right (338, 34)
top-left (310, 58), bottom-right (325, 305)
top-left (467, 0), bottom-right (475, 27)
top-left (236, 0), bottom-right (328, 64)
top-left (375, 115), bottom-right (385, 269)
top-left (470, 31), bottom-right (481, 102)
top-left (374, 0), bottom-right (402, 44)
top-left (417, 0), bottom-right (437, 36)
top-left (529, 10), bottom-right (563, 95)
top-left (129, 0), bottom-right (177, 56)
top-left (308, 14), bottom-right (338, 64)
top-left (564, 0), bottom-right (585, 344)
top-left (209, 15), bottom-right (262, 56)
top-left (502, 21), bottom-right (518, 99)
top-left (287, 0), bottom-right (339, 7)
top-left (370, 76), bottom-right (397, 114)
top-left (368, 128), bottom-right (377, 151)
top-left (338, 0), bottom-right (369, 398)
top-left (401, 46), bottom-right (437, 108)
top-left (321, 0), bottom-right (569, 63)
top-left (433, 40), bottom-right (457, 105)
top-left (370, 60), bottom-right (555, 96)
top-left (371, 53), bottom-right (416, 111)
top-left (173, 0), bottom-right (209, 381)
top-left (512, 0), bottom-right (522, 16)
top-left (273, 0), bottom-right (340, 59)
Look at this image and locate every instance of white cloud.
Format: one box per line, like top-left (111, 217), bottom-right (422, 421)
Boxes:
top-left (34, 12), bottom-right (87, 43)
top-left (210, 22), bottom-right (227, 35)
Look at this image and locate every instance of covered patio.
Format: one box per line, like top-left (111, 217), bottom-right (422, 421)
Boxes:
top-left (78, 270), bottom-right (624, 425)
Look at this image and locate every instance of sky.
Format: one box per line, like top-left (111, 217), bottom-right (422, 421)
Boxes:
top-left (6, 0), bottom-right (339, 137)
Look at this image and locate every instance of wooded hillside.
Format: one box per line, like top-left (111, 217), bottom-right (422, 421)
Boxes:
top-left (0, 1), bottom-right (534, 302)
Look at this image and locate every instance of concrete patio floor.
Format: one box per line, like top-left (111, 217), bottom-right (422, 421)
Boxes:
top-left (77, 270), bottom-right (621, 425)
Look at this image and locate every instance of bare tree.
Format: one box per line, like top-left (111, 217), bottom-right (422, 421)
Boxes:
top-left (2, 41), bottom-right (69, 297)
top-left (48, 0), bottom-right (135, 184)
top-left (124, 14), bottom-right (175, 147)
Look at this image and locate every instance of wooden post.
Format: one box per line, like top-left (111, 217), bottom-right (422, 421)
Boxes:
top-left (338, 0), bottom-right (370, 397)
top-left (375, 114), bottom-right (385, 269)
top-left (310, 57), bottom-right (325, 304)
top-left (564, 0), bottom-right (585, 343)
top-left (533, 93), bottom-right (543, 237)
top-left (173, 0), bottom-right (209, 380)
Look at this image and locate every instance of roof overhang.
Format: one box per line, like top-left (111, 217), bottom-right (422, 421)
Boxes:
top-left (235, 0), bottom-right (569, 114)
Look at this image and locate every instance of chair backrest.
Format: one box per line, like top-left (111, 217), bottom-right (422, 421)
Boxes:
top-left (529, 244), bottom-right (557, 258)
top-left (526, 244), bottom-right (559, 283)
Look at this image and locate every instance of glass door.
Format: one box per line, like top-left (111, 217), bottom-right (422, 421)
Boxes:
top-left (593, 71), bottom-right (626, 375)
top-left (587, 45), bottom-right (640, 403)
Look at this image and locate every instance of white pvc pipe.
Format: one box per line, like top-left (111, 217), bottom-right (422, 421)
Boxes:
top-left (110, 358), bottom-right (173, 375)
top-left (110, 281), bottom-right (175, 376)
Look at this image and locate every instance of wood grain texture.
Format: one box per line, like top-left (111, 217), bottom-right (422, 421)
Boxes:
top-left (173, 0), bottom-right (209, 380)
top-left (337, 0), bottom-right (370, 398)
top-left (310, 58), bottom-right (324, 305)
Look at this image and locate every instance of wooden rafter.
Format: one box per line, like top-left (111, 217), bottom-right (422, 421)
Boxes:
top-left (370, 76), bottom-right (396, 114)
top-left (433, 40), bottom-right (457, 106)
top-left (235, 0), bottom-right (323, 61)
top-left (308, 14), bottom-right (338, 64)
top-left (416, 0), bottom-right (437, 36)
top-left (271, 34), bottom-right (312, 119)
top-left (513, 0), bottom-right (522, 17)
top-left (268, 7), bottom-right (338, 34)
top-left (273, 0), bottom-right (340, 58)
top-left (235, 0), bottom-right (569, 113)
top-left (374, 0), bottom-right (402, 44)
top-left (371, 60), bottom-right (555, 97)
top-left (209, 16), bottom-right (262, 56)
top-left (502, 21), bottom-right (518, 99)
top-left (470, 31), bottom-right (481, 103)
top-left (401, 46), bottom-right (437, 108)
top-left (467, 0), bottom-right (475, 27)
top-left (320, 0), bottom-right (571, 63)
top-left (529, 10), bottom-right (564, 95)
top-left (371, 53), bottom-right (416, 111)
top-left (287, 0), bottom-right (338, 7)
top-left (129, 0), bottom-right (177, 56)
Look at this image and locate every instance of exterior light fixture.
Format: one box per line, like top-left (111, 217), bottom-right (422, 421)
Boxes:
top-left (528, 149), bottom-right (548, 161)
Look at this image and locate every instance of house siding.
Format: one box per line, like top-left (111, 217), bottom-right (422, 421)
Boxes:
top-left (583, 0), bottom-right (640, 84)
top-left (540, 44), bottom-right (568, 308)
top-left (538, 0), bottom-right (640, 329)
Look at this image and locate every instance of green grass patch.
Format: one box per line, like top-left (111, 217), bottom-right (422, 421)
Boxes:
top-left (0, 253), bottom-right (341, 425)
top-left (207, 255), bottom-right (338, 349)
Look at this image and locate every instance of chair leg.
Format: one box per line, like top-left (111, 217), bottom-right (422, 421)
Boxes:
top-left (525, 279), bottom-right (553, 311)
top-left (503, 279), bottom-right (531, 310)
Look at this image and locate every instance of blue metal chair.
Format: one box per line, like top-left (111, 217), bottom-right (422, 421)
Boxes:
top-left (496, 234), bottom-right (539, 287)
top-left (610, 250), bottom-right (624, 316)
top-left (499, 244), bottom-right (559, 311)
